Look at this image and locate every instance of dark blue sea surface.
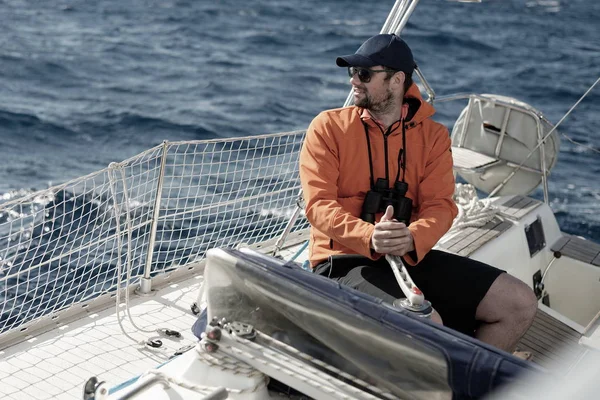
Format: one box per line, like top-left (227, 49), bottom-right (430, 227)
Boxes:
top-left (0, 0), bottom-right (598, 237)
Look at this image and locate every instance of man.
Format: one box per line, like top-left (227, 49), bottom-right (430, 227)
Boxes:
top-left (299, 33), bottom-right (537, 354)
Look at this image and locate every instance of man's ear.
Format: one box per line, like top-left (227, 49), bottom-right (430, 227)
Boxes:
top-left (394, 71), bottom-right (406, 89)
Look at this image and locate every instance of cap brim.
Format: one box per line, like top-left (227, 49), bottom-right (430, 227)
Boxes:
top-left (335, 54), bottom-right (377, 68)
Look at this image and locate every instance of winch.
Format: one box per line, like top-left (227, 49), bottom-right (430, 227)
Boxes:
top-left (386, 254), bottom-right (433, 318)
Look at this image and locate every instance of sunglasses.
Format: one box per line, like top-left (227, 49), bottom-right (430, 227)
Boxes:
top-left (347, 66), bottom-right (398, 83)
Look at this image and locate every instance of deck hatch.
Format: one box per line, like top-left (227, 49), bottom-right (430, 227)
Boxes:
top-left (525, 216), bottom-right (545, 257)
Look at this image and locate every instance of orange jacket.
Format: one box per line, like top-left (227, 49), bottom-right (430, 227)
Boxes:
top-left (299, 83), bottom-right (458, 268)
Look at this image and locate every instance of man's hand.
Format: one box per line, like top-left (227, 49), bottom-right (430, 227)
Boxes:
top-left (371, 205), bottom-right (415, 256)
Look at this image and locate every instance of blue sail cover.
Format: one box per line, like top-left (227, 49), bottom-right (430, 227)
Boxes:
top-left (194, 248), bottom-right (542, 399)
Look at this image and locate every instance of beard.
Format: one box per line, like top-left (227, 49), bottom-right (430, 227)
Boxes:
top-left (354, 87), bottom-right (396, 114)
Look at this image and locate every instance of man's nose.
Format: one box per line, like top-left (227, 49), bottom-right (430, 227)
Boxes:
top-left (349, 72), bottom-right (361, 85)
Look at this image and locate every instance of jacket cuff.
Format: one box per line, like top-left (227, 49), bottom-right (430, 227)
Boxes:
top-left (363, 224), bottom-right (379, 259)
top-left (405, 226), bottom-right (430, 265)
top-left (403, 250), bottom-right (419, 265)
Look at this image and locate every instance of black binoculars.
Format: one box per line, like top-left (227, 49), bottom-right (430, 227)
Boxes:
top-left (360, 178), bottom-right (412, 224)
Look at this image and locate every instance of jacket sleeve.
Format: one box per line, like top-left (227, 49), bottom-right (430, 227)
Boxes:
top-left (405, 125), bottom-right (458, 265)
top-left (299, 113), bottom-right (376, 258)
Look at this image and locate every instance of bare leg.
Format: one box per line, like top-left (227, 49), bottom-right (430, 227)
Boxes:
top-left (475, 273), bottom-right (538, 352)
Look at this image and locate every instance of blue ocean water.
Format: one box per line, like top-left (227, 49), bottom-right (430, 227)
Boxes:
top-left (0, 0), bottom-right (598, 243)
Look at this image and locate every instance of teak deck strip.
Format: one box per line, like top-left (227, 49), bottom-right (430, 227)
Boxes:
top-left (551, 235), bottom-right (600, 266)
top-left (517, 308), bottom-right (584, 369)
top-left (444, 216), bottom-right (512, 257)
top-left (497, 195), bottom-right (542, 221)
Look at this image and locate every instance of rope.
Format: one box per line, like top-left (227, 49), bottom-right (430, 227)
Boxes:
top-left (108, 163), bottom-right (168, 348)
top-left (108, 163), bottom-right (145, 344)
top-left (446, 183), bottom-right (499, 239)
top-left (118, 167), bottom-right (157, 334)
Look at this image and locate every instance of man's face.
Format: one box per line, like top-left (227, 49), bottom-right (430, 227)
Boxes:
top-left (349, 66), bottom-right (398, 113)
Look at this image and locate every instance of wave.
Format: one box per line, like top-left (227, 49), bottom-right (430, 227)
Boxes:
top-left (0, 108), bottom-right (219, 143)
top-left (78, 111), bottom-right (218, 139)
top-left (242, 32), bottom-right (291, 47)
top-left (0, 109), bottom-right (76, 138)
top-left (0, 109), bottom-right (50, 129)
top-left (410, 31), bottom-right (500, 53)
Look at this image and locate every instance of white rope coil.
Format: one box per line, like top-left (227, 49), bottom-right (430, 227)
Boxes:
top-left (446, 183), bottom-right (499, 238)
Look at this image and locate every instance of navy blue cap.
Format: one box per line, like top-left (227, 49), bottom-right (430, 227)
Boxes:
top-left (336, 34), bottom-right (416, 74)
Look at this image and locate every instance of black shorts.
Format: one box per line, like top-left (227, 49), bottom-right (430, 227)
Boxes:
top-left (313, 250), bottom-right (505, 336)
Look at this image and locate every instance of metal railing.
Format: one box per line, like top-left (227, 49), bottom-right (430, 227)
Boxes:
top-left (438, 93), bottom-right (560, 203)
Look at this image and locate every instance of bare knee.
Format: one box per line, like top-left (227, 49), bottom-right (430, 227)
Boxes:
top-left (477, 273), bottom-right (538, 324)
top-left (475, 273), bottom-right (538, 351)
top-left (503, 274), bottom-right (538, 321)
top-left (513, 280), bottom-right (538, 323)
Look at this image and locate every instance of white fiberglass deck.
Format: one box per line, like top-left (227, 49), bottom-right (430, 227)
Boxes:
top-left (0, 275), bottom-right (203, 400)
top-left (0, 243), bottom-right (306, 400)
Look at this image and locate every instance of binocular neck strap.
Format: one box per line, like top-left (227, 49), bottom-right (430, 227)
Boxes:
top-left (395, 122), bottom-right (407, 183)
top-left (362, 117), bottom-right (408, 190)
top-left (398, 103), bottom-right (408, 183)
top-left (362, 121), bottom-right (377, 189)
